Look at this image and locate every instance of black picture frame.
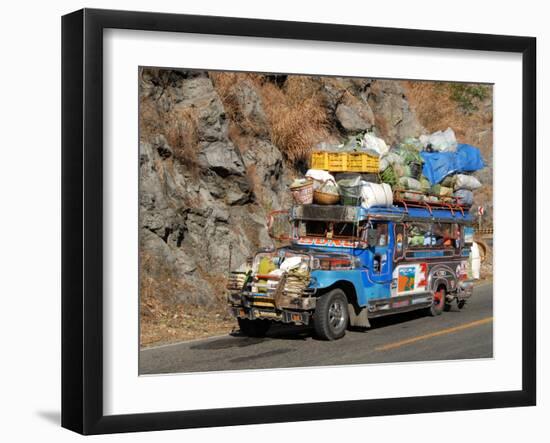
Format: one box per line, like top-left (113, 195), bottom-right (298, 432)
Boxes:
top-left (62, 8), bottom-right (536, 435)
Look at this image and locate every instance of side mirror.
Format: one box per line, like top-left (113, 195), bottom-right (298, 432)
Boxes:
top-left (463, 226), bottom-right (474, 246)
top-left (366, 228), bottom-right (378, 248)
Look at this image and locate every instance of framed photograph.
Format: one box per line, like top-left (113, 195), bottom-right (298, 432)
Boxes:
top-left (62, 8), bottom-right (536, 435)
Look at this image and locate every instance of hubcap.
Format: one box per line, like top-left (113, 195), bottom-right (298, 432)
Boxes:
top-left (328, 300), bottom-right (345, 330)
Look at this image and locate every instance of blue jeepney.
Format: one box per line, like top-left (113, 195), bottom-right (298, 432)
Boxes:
top-left (228, 203), bottom-right (475, 340)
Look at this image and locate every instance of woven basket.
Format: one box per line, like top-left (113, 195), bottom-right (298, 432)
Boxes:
top-left (313, 190), bottom-right (340, 205)
top-left (290, 180), bottom-right (314, 204)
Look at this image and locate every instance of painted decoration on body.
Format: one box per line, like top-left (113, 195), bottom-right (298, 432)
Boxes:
top-left (398, 266), bottom-right (416, 292)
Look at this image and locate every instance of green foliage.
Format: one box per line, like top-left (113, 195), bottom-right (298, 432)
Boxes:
top-left (448, 83), bottom-right (490, 114)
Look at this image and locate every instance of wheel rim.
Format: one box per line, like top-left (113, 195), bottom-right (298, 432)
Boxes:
top-left (434, 290), bottom-right (444, 308)
top-left (328, 300), bottom-right (346, 330)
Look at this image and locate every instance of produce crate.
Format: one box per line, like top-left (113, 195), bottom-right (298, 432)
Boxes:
top-left (347, 152), bottom-right (379, 172)
top-left (310, 151), bottom-right (379, 173)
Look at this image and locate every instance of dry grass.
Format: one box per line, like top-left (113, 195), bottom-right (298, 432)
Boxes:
top-left (211, 72), bottom-right (332, 167)
top-left (259, 76), bottom-right (331, 166)
top-left (140, 251), bottom-right (235, 347)
top-left (402, 81), bottom-right (492, 150)
top-left (139, 94), bottom-right (200, 174)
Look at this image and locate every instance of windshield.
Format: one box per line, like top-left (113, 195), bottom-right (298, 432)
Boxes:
top-left (297, 220), bottom-right (360, 240)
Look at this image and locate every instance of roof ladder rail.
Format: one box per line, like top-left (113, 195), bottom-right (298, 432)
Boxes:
top-left (442, 201), bottom-right (455, 216)
top-left (422, 201), bottom-right (433, 216)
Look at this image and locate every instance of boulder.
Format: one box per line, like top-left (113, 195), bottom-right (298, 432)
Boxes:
top-left (199, 141), bottom-right (246, 177)
top-left (367, 80), bottom-right (424, 144)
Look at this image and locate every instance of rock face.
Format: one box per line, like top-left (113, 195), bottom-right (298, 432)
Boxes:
top-left (138, 69), bottom-right (427, 306)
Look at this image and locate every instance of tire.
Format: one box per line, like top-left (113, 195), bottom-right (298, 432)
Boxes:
top-left (428, 286), bottom-right (446, 316)
top-left (313, 289), bottom-right (349, 340)
top-left (237, 318), bottom-right (271, 337)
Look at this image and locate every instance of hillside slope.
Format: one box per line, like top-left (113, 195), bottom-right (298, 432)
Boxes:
top-left (138, 69), bottom-right (493, 346)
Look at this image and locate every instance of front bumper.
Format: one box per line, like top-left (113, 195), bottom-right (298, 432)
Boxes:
top-left (457, 280), bottom-right (474, 300)
top-left (229, 305), bottom-right (312, 325)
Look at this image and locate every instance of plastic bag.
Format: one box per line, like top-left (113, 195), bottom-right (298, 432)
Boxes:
top-left (419, 127), bottom-right (458, 152)
top-left (392, 163), bottom-right (407, 178)
top-left (420, 151), bottom-right (458, 185)
top-left (440, 175), bottom-right (455, 187)
top-left (305, 169), bottom-right (335, 190)
top-left (398, 177), bottom-right (423, 191)
top-left (393, 146), bottom-right (423, 165)
top-left (430, 184), bottom-right (453, 197)
top-left (455, 144), bottom-right (486, 171)
top-left (454, 174), bottom-right (482, 191)
top-left (399, 137), bottom-right (424, 152)
top-left (454, 189), bottom-right (474, 206)
top-left (361, 133), bottom-right (389, 157)
top-left (318, 179), bottom-right (340, 195)
top-left (419, 176), bottom-right (431, 193)
top-left (379, 151), bottom-right (404, 171)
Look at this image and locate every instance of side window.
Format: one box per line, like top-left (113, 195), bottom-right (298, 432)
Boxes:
top-left (394, 223), bottom-right (405, 259)
top-left (375, 223), bottom-right (388, 247)
top-left (432, 223), bottom-right (460, 249)
top-left (406, 222), bottom-right (433, 248)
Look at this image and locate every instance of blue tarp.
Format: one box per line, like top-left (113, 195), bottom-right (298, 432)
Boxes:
top-left (421, 144), bottom-right (485, 184)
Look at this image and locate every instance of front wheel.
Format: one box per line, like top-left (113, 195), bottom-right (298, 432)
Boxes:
top-left (313, 289), bottom-right (349, 340)
top-left (428, 286), bottom-right (446, 316)
top-left (237, 318), bottom-right (271, 337)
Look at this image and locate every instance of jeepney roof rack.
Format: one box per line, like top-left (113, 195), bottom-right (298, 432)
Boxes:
top-left (392, 190), bottom-right (469, 217)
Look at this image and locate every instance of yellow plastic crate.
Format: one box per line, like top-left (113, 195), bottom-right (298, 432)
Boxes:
top-left (347, 152), bottom-right (379, 172)
top-left (310, 151), bottom-right (329, 170)
top-left (327, 152), bottom-right (347, 171)
top-left (310, 151), bottom-right (379, 173)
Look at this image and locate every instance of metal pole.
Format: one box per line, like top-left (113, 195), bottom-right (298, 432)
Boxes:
top-left (228, 242), bottom-right (233, 272)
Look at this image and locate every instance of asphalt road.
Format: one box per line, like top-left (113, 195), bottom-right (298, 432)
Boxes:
top-left (140, 282), bottom-right (493, 374)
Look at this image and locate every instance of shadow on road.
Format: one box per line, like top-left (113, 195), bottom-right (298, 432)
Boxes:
top-left (191, 303), bottom-right (472, 349)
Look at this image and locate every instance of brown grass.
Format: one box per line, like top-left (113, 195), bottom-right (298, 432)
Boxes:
top-left (402, 81), bottom-right (492, 151)
top-left (139, 95), bottom-right (200, 174)
top-left (259, 77), bottom-right (331, 165)
top-left (211, 72), bottom-right (333, 167)
top-left (140, 251), bottom-right (235, 347)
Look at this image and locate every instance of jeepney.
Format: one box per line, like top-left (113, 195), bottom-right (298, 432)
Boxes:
top-left (227, 202), bottom-right (475, 340)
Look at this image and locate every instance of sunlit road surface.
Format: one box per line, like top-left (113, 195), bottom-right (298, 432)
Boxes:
top-left (140, 282), bottom-right (493, 374)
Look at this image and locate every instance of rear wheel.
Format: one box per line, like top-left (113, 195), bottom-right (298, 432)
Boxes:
top-left (428, 286), bottom-right (446, 316)
top-left (237, 318), bottom-right (271, 337)
top-left (313, 289), bottom-right (349, 340)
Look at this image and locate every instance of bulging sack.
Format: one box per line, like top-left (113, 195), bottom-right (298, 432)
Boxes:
top-left (362, 133), bottom-right (389, 157)
top-left (454, 174), bottom-right (482, 191)
top-left (454, 189), bottom-right (474, 206)
top-left (360, 182), bottom-right (393, 208)
top-left (398, 176), bottom-right (423, 191)
top-left (305, 169), bottom-right (335, 190)
top-left (419, 127), bottom-right (458, 152)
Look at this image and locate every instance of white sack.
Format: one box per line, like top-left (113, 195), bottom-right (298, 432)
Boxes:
top-left (470, 242), bottom-right (481, 279)
top-left (362, 133), bottom-right (389, 157)
top-left (360, 182), bottom-right (393, 208)
top-left (419, 127), bottom-right (458, 152)
top-left (305, 169), bottom-right (335, 190)
top-left (454, 174), bottom-right (482, 191)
